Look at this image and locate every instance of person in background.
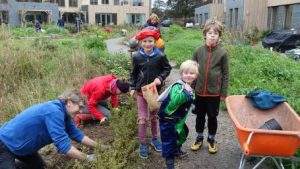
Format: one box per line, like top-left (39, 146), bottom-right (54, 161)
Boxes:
top-left (0, 89), bottom-right (97, 169)
top-left (129, 27), bottom-right (172, 159)
top-left (73, 74), bottom-right (130, 128)
top-left (35, 20), bottom-right (41, 32)
top-left (158, 60), bottom-right (198, 169)
top-left (144, 13), bottom-right (160, 29)
top-left (57, 18), bottom-right (65, 28)
top-left (190, 19), bottom-right (229, 154)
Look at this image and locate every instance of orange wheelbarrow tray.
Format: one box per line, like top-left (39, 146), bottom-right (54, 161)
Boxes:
top-left (225, 95), bottom-right (300, 169)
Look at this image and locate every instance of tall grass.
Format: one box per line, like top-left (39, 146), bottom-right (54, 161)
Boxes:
top-left (0, 26), bottom-right (140, 169)
top-left (0, 37), bottom-right (91, 121)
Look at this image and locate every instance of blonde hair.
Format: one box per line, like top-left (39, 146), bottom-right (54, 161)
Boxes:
top-left (58, 89), bottom-right (86, 105)
top-left (150, 13), bottom-right (160, 23)
top-left (180, 60), bottom-right (199, 75)
top-left (203, 19), bottom-right (224, 37)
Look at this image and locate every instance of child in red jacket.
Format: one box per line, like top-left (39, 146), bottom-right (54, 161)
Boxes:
top-left (74, 74), bottom-right (130, 128)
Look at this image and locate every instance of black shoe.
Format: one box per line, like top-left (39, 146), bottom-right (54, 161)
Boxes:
top-left (175, 149), bottom-right (188, 158)
top-left (166, 158), bottom-right (175, 169)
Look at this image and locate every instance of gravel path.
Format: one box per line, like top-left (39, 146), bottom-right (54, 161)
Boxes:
top-left (105, 37), bottom-right (130, 54)
top-left (105, 37), bottom-right (270, 169)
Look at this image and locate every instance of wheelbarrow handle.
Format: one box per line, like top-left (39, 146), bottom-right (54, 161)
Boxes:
top-left (243, 132), bottom-right (255, 156)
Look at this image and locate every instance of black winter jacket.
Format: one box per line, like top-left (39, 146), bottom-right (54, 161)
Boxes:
top-left (130, 47), bottom-right (172, 92)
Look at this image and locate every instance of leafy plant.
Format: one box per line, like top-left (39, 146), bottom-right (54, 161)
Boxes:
top-left (245, 27), bottom-right (264, 45)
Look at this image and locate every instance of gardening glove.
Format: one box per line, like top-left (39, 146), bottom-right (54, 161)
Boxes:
top-left (86, 154), bottom-right (96, 162)
top-left (100, 117), bottom-right (108, 125)
top-left (113, 107), bottom-right (120, 113)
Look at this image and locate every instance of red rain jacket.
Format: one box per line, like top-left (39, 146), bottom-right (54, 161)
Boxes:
top-left (80, 74), bottom-right (118, 120)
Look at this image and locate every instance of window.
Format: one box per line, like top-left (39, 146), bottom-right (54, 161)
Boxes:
top-left (16, 0), bottom-right (41, 2)
top-left (69, 0), bottom-right (78, 7)
top-left (234, 8), bottom-right (238, 28)
top-left (133, 0), bottom-right (142, 6)
top-left (126, 13), bottom-right (145, 25)
top-left (204, 13), bottom-right (208, 23)
top-left (90, 0), bottom-right (98, 5)
top-left (102, 0), bottom-right (109, 4)
top-left (0, 0), bottom-right (8, 3)
top-left (43, 0), bottom-right (57, 2)
top-left (123, 0), bottom-right (128, 5)
top-left (200, 14), bottom-right (203, 25)
top-left (95, 13), bottom-right (117, 26)
top-left (114, 0), bottom-right (119, 5)
top-left (58, 0), bottom-right (65, 6)
top-left (229, 8), bottom-right (233, 28)
top-left (0, 11), bottom-right (8, 24)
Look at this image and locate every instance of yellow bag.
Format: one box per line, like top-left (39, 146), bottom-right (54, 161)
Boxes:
top-left (141, 83), bottom-right (161, 112)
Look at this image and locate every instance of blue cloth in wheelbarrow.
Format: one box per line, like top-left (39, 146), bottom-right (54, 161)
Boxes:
top-left (246, 90), bottom-right (286, 110)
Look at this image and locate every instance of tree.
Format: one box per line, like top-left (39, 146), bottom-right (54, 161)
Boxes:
top-left (152, 0), bottom-right (167, 19)
top-left (166, 0), bottom-right (197, 22)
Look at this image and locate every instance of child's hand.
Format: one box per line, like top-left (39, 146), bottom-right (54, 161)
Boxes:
top-left (100, 117), bottom-right (108, 125)
top-left (130, 90), bottom-right (135, 97)
top-left (184, 84), bottom-right (193, 92)
top-left (220, 95), bottom-right (226, 101)
top-left (153, 78), bottom-right (161, 85)
top-left (113, 107), bottom-right (120, 112)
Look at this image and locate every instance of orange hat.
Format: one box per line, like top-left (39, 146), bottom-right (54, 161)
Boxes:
top-left (135, 26), bottom-right (160, 40)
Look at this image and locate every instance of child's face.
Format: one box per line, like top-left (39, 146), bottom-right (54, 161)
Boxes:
top-left (205, 28), bottom-right (219, 46)
top-left (181, 70), bottom-right (197, 84)
top-left (140, 37), bottom-right (155, 54)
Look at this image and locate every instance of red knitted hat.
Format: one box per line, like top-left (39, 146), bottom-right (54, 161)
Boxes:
top-left (135, 27), bottom-right (160, 40)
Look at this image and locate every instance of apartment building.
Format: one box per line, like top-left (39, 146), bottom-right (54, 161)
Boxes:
top-left (196, 0), bottom-right (300, 33)
top-left (226, 0), bottom-right (268, 33)
top-left (0, 0), bottom-right (150, 26)
top-left (268, 0), bottom-right (300, 30)
top-left (194, 0), bottom-right (226, 27)
top-left (0, 0), bottom-right (59, 26)
top-left (225, 0), bottom-right (299, 33)
top-left (80, 0), bottom-right (150, 26)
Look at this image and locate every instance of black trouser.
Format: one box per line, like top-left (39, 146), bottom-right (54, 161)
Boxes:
top-left (0, 140), bottom-right (46, 169)
top-left (193, 96), bottom-right (220, 136)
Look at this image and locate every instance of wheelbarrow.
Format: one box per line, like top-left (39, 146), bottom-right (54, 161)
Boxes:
top-left (225, 95), bottom-right (300, 169)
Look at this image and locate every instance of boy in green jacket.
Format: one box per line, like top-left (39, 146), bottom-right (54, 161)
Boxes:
top-left (191, 19), bottom-right (229, 154)
top-left (158, 60), bottom-right (198, 169)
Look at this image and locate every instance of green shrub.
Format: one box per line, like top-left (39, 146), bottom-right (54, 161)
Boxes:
top-left (83, 37), bottom-right (106, 50)
top-left (11, 27), bottom-right (36, 37)
top-left (45, 26), bottom-right (69, 35)
top-left (65, 23), bottom-right (77, 33)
